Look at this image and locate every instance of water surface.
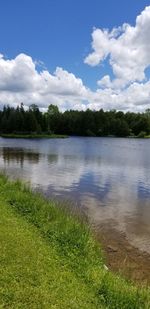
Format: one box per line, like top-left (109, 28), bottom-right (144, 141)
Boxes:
top-left (0, 137), bottom-right (150, 253)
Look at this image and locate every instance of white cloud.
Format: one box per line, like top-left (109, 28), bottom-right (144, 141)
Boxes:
top-left (90, 81), bottom-right (150, 112)
top-left (85, 6), bottom-right (150, 89)
top-left (0, 53), bottom-right (89, 111)
top-left (97, 75), bottom-right (112, 88)
top-left (1, 6), bottom-right (150, 112)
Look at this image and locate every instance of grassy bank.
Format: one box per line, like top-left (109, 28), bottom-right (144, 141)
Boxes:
top-left (0, 175), bottom-right (149, 308)
top-left (0, 133), bottom-right (68, 139)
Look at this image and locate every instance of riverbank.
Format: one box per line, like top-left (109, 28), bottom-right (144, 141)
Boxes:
top-left (0, 175), bottom-right (149, 308)
top-left (96, 222), bottom-right (150, 285)
top-left (0, 133), bottom-right (68, 138)
top-left (0, 133), bottom-right (150, 139)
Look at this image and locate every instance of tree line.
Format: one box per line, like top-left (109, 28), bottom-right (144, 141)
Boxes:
top-left (0, 103), bottom-right (150, 137)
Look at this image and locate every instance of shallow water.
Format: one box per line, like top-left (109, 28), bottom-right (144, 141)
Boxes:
top-left (0, 137), bottom-right (150, 253)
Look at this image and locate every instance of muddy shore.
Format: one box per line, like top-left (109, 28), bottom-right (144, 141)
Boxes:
top-left (95, 223), bottom-right (150, 285)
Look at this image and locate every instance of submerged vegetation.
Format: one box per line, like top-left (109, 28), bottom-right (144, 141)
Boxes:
top-left (0, 174), bottom-right (149, 308)
top-left (0, 103), bottom-right (150, 137)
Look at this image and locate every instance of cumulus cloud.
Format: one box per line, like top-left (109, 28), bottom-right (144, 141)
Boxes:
top-left (89, 81), bottom-right (150, 112)
top-left (85, 6), bottom-right (150, 89)
top-left (1, 6), bottom-right (150, 112)
top-left (0, 53), bottom-right (89, 111)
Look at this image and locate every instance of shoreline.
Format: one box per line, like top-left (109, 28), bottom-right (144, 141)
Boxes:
top-left (0, 133), bottom-right (68, 139)
top-left (46, 198), bottom-right (150, 285)
top-left (95, 222), bottom-right (150, 285)
top-left (0, 134), bottom-right (150, 139)
top-left (0, 175), bottom-right (149, 307)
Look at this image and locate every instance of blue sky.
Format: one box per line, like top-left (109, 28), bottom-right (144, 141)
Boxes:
top-left (0, 1), bottom-right (150, 111)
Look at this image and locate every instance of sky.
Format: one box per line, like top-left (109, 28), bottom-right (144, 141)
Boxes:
top-left (0, 0), bottom-right (150, 112)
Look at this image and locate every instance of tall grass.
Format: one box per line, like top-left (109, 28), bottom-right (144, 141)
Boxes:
top-left (0, 174), bottom-right (149, 308)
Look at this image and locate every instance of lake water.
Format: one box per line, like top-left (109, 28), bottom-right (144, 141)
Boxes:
top-left (0, 137), bottom-right (150, 253)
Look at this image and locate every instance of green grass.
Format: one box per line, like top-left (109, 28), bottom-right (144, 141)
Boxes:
top-left (0, 133), bottom-right (68, 139)
top-left (0, 175), bottom-right (149, 308)
top-left (145, 135), bottom-right (150, 138)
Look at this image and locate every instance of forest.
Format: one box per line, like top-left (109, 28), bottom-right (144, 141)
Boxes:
top-left (0, 103), bottom-right (150, 137)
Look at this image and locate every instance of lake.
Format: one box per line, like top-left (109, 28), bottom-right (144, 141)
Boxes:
top-left (0, 136), bottom-right (150, 253)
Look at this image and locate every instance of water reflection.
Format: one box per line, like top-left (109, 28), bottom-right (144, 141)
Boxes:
top-left (47, 154), bottom-right (58, 164)
top-left (0, 137), bottom-right (150, 253)
top-left (1, 147), bottom-right (40, 167)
